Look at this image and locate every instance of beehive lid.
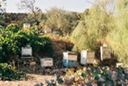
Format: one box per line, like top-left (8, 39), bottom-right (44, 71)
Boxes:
top-left (67, 51), bottom-right (77, 55)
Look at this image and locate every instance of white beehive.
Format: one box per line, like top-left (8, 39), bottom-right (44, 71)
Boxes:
top-left (40, 58), bottom-right (53, 67)
top-left (23, 23), bottom-right (30, 29)
top-left (63, 52), bottom-right (77, 60)
top-left (80, 50), bottom-right (95, 65)
top-left (100, 45), bottom-right (111, 61)
top-left (21, 45), bottom-right (33, 58)
top-left (63, 51), bottom-right (77, 67)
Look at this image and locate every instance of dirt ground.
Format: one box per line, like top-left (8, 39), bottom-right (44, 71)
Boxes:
top-left (0, 74), bottom-right (58, 86)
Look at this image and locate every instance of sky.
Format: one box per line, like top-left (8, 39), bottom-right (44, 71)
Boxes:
top-left (5, 0), bottom-right (94, 13)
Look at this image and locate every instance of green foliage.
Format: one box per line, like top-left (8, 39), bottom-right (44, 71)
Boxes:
top-left (42, 7), bottom-right (79, 35)
top-left (116, 0), bottom-right (128, 11)
top-left (5, 24), bottom-right (20, 33)
top-left (0, 63), bottom-right (26, 80)
top-left (45, 7), bottom-right (70, 35)
top-left (71, 0), bottom-right (128, 66)
top-left (0, 14), bottom-right (7, 26)
top-left (19, 12), bottom-right (42, 28)
top-left (0, 24), bottom-right (53, 62)
top-left (1, 0), bottom-right (128, 67)
top-left (71, 4), bottom-right (113, 52)
top-left (18, 6), bottom-right (79, 36)
top-left (106, 0), bottom-right (128, 66)
top-left (71, 21), bottom-right (88, 51)
top-left (63, 67), bottom-right (128, 86)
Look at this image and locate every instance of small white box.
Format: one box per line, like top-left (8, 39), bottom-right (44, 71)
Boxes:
top-left (21, 47), bottom-right (32, 56)
top-left (40, 58), bottom-right (53, 67)
top-left (21, 45), bottom-right (33, 58)
top-left (116, 63), bottom-right (123, 67)
top-left (80, 50), bottom-right (95, 65)
top-left (23, 23), bottom-right (30, 29)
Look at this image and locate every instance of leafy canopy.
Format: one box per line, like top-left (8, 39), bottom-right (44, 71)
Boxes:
top-left (0, 24), bottom-right (53, 62)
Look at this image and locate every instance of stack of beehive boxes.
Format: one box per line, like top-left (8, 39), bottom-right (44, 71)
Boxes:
top-left (63, 51), bottom-right (78, 67)
top-left (80, 50), bottom-right (95, 65)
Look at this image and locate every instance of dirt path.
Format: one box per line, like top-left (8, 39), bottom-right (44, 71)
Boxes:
top-left (0, 74), bottom-right (57, 86)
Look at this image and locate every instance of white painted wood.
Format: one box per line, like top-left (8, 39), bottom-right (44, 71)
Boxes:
top-left (80, 50), bottom-right (87, 65)
top-left (21, 47), bottom-right (32, 56)
top-left (116, 63), bottom-right (123, 67)
top-left (80, 50), bottom-right (95, 65)
top-left (40, 58), bottom-right (53, 67)
top-left (23, 23), bottom-right (30, 29)
top-left (63, 51), bottom-right (77, 61)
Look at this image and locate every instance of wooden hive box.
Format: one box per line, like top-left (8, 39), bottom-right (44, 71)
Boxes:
top-left (80, 50), bottom-right (95, 65)
top-left (21, 45), bottom-right (33, 58)
top-left (63, 51), bottom-right (77, 67)
top-left (40, 58), bottom-right (53, 67)
top-left (100, 45), bottom-right (111, 61)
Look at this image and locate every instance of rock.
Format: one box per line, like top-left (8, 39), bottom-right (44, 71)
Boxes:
top-left (30, 61), bottom-right (36, 66)
top-left (111, 70), bottom-right (118, 81)
top-left (60, 68), bottom-right (68, 73)
top-left (50, 69), bottom-right (59, 74)
top-left (34, 83), bottom-right (44, 86)
top-left (45, 69), bottom-right (51, 74)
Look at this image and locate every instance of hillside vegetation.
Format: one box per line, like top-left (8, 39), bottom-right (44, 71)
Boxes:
top-left (1, 0), bottom-right (128, 67)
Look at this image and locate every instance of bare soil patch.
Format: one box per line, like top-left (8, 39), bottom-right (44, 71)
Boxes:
top-left (0, 74), bottom-right (57, 86)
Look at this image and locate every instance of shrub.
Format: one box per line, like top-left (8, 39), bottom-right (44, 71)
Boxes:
top-left (0, 24), bottom-right (53, 62)
top-left (0, 63), bottom-right (26, 80)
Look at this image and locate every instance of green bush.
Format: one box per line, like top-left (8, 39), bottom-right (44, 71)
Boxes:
top-left (0, 24), bottom-right (53, 62)
top-left (0, 63), bottom-right (26, 80)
